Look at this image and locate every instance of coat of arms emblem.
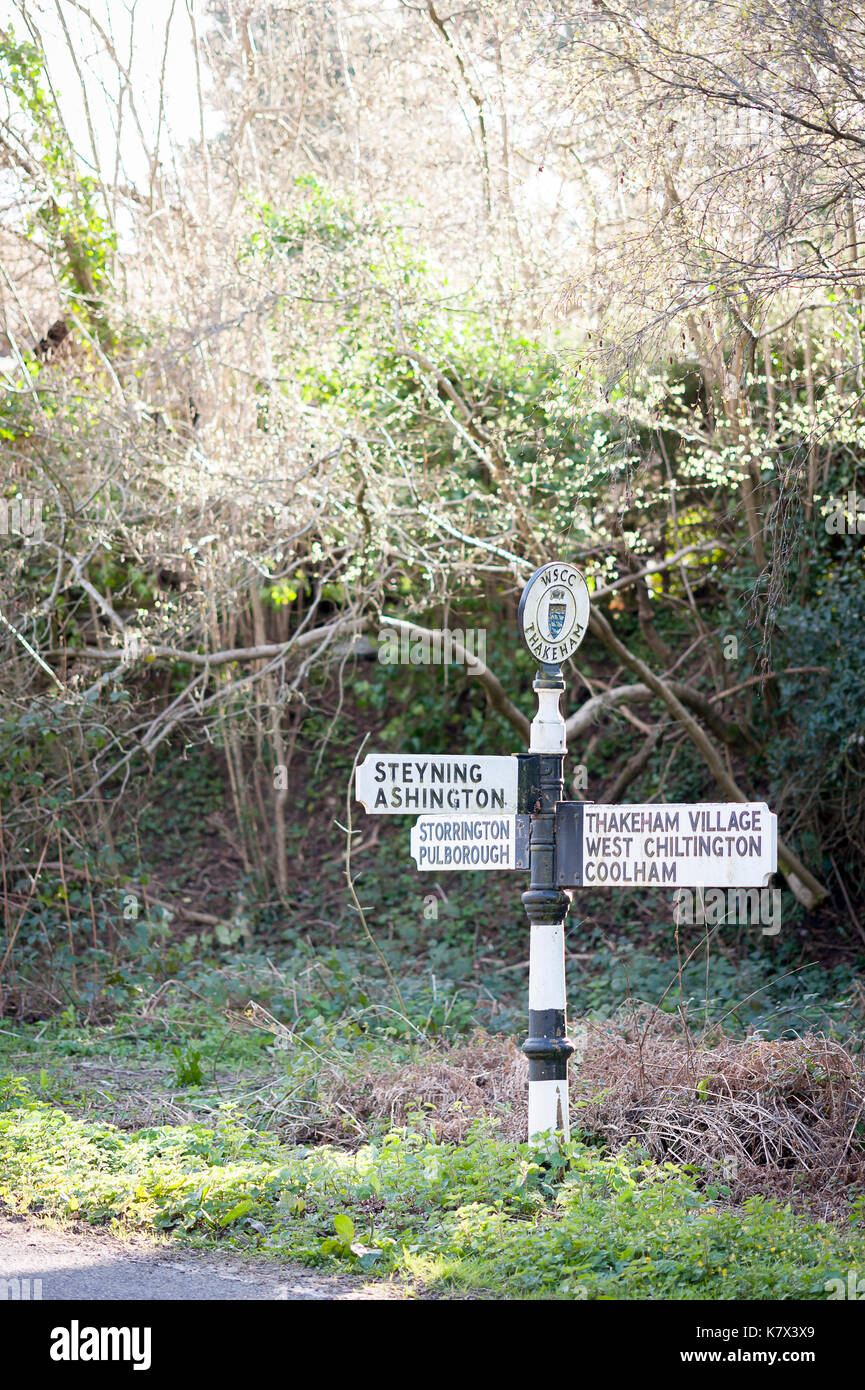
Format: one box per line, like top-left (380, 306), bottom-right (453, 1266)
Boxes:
top-left (546, 588), bottom-right (567, 639)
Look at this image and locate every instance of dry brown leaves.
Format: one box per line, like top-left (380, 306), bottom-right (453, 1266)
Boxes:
top-left (293, 1035), bottom-right (529, 1146)
top-left (572, 1008), bottom-right (865, 1211)
top-left (285, 1009), bottom-right (865, 1212)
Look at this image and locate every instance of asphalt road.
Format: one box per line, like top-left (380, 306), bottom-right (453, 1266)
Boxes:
top-left (0, 1214), bottom-right (407, 1301)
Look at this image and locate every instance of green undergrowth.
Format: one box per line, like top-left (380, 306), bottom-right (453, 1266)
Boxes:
top-left (566, 937), bottom-right (864, 1042)
top-left (0, 1005), bottom-right (433, 1140)
top-left (1, 1074), bottom-right (863, 1299)
top-left (2, 927), bottom-right (861, 1148)
top-left (7, 909), bottom-right (861, 1055)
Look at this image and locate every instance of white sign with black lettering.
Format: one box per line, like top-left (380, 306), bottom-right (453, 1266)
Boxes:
top-left (355, 754), bottom-right (518, 814)
top-left (410, 815), bottom-right (524, 870)
top-left (517, 561), bottom-right (590, 666)
top-left (581, 802), bottom-right (777, 887)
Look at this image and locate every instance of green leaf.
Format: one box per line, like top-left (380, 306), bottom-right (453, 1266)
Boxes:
top-left (220, 1198), bottom-right (253, 1226)
top-left (352, 1246), bottom-right (382, 1271)
top-left (333, 1212), bottom-right (354, 1244)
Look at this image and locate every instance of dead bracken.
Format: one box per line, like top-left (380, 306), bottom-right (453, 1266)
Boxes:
top-left (274, 1009), bottom-right (864, 1216)
top-left (569, 1008), bottom-right (865, 1214)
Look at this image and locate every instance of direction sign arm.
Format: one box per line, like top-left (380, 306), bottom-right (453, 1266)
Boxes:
top-left (587, 606), bottom-right (828, 909)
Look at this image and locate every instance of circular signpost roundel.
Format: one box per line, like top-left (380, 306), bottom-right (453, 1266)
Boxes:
top-left (517, 561), bottom-right (591, 669)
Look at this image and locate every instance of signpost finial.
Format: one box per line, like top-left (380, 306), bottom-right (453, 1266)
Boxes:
top-left (517, 561), bottom-right (590, 673)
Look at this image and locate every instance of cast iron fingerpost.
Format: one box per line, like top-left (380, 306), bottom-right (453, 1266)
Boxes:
top-left (521, 668), bottom-right (574, 1138)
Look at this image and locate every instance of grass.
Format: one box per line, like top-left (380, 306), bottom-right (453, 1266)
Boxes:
top-left (1, 950), bottom-right (864, 1301)
top-left (1, 1072), bottom-right (864, 1299)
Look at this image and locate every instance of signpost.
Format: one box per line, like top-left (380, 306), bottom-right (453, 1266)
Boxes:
top-left (556, 802), bottom-right (777, 888)
top-left (512, 563), bottom-right (591, 1140)
top-left (517, 561), bottom-right (591, 668)
top-left (354, 559), bottom-right (779, 1144)
top-left (355, 754), bottom-right (519, 814)
top-left (410, 814), bottom-right (530, 871)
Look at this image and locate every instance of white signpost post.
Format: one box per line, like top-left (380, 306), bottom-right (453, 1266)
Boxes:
top-left (513, 563), bottom-right (591, 1141)
top-left (354, 558), bottom-right (780, 1145)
